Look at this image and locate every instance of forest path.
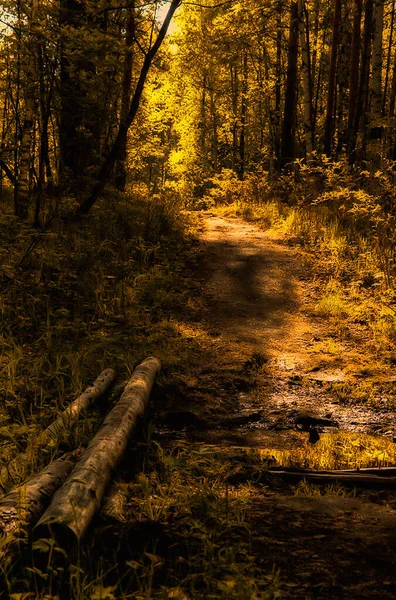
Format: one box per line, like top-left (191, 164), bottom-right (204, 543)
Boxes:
top-left (154, 212), bottom-right (396, 599)
top-left (188, 212), bottom-right (395, 440)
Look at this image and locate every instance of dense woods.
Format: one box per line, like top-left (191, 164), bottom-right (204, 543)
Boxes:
top-left (2, 0), bottom-right (396, 214)
top-left (2, 0), bottom-right (396, 598)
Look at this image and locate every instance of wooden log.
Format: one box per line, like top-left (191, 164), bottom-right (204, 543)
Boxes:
top-left (0, 450), bottom-right (82, 568)
top-left (34, 357), bottom-right (161, 543)
top-left (44, 368), bottom-right (116, 440)
top-left (266, 467), bottom-right (396, 489)
top-left (0, 368), bottom-right (116, 488)
top-left (269, 466), bottom-right (396, 477)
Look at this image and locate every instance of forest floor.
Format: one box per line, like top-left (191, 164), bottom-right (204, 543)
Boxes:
top-left (4, 204), bottom-right (396, 599)
top-left (152, 211), bottom-right (396, 599)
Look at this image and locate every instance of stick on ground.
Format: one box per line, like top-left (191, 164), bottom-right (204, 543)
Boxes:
top-left (34, 357), bottom-right (161, 543)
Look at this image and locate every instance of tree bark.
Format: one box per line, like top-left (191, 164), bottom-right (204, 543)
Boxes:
top-left (16, 0), bottom-right (39, 219)
top-left (266, 466), bottom-right (396, 489)
top-left (114, 5), bottom-right (135, 191)
top-left (275, 2), bottom-right (282, 166)
top-left (0, 450), bottom-right (81, 568)
top-left (0, 369), bottom-right (116, 489)
top-left (77, 0), bottom-right (181, 216)
top-left (281, 1), bottom-right (299, 169)
top-left (382, 0), bottom-right (395, 116)
top-left (350, 0), bottom-right (374, 161)
top-left (34, 357), bottom-right (161, 543)
top-left (347, 0), bottom-right (363, 156)
top-left (369, 0), bottom-right (384, 161)
top-left (323, 0), bottom-right (341, 156)
top-left (230, 465), bottom-right (396, 489)
top-left (298, 0), bottom-right (313, 156)
top-left (239, 51), bottom-right (248, 178)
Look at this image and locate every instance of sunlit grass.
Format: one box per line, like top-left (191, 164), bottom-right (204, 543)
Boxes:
top-left (257, 432), bottom-right (396, 470)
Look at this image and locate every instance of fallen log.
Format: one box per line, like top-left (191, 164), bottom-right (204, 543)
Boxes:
top-left (0, 368), bottom-right (116, 488)
top-left (34, 357), bottom-right (161, 543)
top-left (266, 467), bottom-right (396, 489)
top-left (269, 465), bottom-right (396, 477)
top-left (0, 450), bottom-right (82, 568)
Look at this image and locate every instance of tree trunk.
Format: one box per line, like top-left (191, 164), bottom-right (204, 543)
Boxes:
top-left (266, 467), bottom-right (396, 489)
top-left (34, 357), bottom-right (161, 543)
top-left (114, 6), bottom-right (135, 191)
top-left (77, 0), bottom-right (181, 216)
top-left (387, 20), bottom-right (396, 157)
top-left (275, 2), bottom-right (282, 166)
top-left (0, 450), bottom-right (81, 569)
top-left (350, 0), bottom-right (374, 161)
top-left (281, 1), bottom-right (299, 169)
top-left (230, 465), bottom-right (396, 489)
top-left (369, 0), bottom-right (384, 161)
top-left (323, 0), bottom-right (341, 156)
top-left (231, 62), bottom-right (239, 173)
top-left (382, 0), bottom-right (395, 116)
top-left (0, 369), bottom-right (116, 489)
top-left (16, 0), bottom-right (39, 219)
top-left (239, 51), bottom-right (248, 178)
top-left (347, 0), bottom-right (363, 156)
top-left (298, 0), bottom-right (313, 156)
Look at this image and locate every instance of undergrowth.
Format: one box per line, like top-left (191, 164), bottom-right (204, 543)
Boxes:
top-left (0, 189), bottom-right (201, 488)
top-left (212, 156), bottom-right (396, 356)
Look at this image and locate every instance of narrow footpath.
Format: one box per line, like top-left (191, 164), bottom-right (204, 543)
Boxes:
top-left (156, 212), bottom-right (396, 599)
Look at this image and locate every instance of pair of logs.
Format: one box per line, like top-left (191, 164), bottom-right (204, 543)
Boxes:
top-left (0, 357), bottom-right (160, 562)
top-left (35, 357), bottom-right (161, 541)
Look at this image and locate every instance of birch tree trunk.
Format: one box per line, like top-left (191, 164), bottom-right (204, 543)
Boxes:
top-left (0, 369), bottom-right (116, 489)
top-left (298, 0), bottom-right (313, 156)
top-left (0, 451), bottom-right (81, 568)
top-left (16, 0), bottom-right (39, 219)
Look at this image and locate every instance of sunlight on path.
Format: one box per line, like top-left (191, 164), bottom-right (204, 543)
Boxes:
top-left (198, 213), bottom-right (396, 437)
top-left (202, 213), bottom-right (314, 364)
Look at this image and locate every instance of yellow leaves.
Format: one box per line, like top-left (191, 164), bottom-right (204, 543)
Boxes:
top-left (89, 586), bottom-right (117, 600)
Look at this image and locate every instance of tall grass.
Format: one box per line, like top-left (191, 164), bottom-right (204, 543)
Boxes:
top-left (0, 189), bottom-right (195, 487)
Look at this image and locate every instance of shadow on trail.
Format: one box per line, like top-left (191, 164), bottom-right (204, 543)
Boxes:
top-left (204, 236), bottom-right (299, 344)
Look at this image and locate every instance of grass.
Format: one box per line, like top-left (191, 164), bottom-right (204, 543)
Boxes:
top-left (228, 185), bottom-right (396, 359)
top-left (257, 432), bottom-right (396, 470)
top-left (2, 175), bottom-right (396, 598)
top-left (0, 189), bottom-right (202, 490)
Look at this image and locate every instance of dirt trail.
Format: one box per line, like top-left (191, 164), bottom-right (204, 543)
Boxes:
top-left (198, 213), bottom-right (396, 438)
top-left (202, 214), bottom-right (312, 362)
top-left (155, 213), bottom-right (396, 599)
